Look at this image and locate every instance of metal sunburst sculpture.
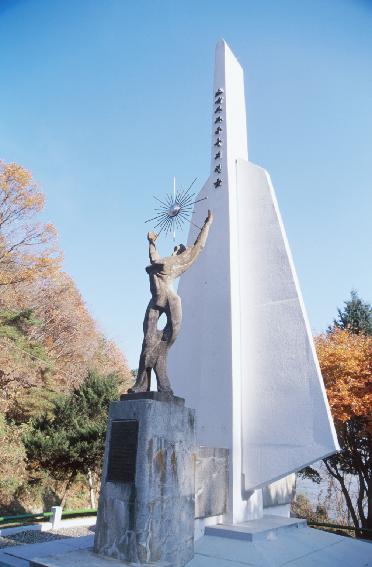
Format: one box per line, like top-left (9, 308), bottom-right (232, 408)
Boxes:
top-left (145, 177), bottom-right (207, 240)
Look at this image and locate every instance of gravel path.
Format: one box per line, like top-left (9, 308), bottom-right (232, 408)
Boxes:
top-left (0, 524), bottom-right (95, 549)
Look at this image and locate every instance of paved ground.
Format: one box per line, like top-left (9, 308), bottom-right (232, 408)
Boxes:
top-left (0, 527), bottom-right (94, 550)
top-left (0, 525), bottom-right (370, 567)
top-left (189, 527), bottom-right (372, 566)
top-left (0, 534), bottom-right (94, 567)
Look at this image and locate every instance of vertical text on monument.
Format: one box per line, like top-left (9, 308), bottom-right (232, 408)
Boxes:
top-left (106, 420), bottom-right (138, 483)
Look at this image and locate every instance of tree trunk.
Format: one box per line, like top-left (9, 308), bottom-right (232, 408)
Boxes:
top-left (59, 472), bottom-right (76, 508)
top-left (87, 468), bottom-right (96, 509)
top-left (324, 459), bottom-right (361, 533)
top-left (361, 477), bottom-right (372, 540)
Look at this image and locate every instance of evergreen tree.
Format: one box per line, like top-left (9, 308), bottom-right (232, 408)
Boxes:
top-left (0, 413), bottom-right (27, 509)
top-left (0, 308), bottom-right (54, 421)
top-left (332, 290), bottom-right (372, 335)
top-left (24, 372), bottom-right (120, 506)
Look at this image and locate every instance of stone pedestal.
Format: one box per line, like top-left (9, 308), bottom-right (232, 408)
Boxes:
top-left (94, 393), bottom-right (196, 566)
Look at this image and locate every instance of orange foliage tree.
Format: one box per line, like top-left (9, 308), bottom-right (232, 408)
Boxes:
top-left (0, 161), bottom-right (131, 421)
top-left (316, 330), bottom-right (371, 426)
top-left (0, 160), bottom-right (131, 511)
top-left (0, 161), bottom-right (61, 286)
top-left (0, 272), bottom-right (132, 421)
top-left (315, 322), bottom-right (372, 537)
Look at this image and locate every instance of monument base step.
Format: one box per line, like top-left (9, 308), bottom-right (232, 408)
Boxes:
top-left (204, 514), bottom-right (307, 542)
top-left (30, 549), bottom-right (171, 567)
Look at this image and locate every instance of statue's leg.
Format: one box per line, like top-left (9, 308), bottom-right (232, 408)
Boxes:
top-left (166, 294), bottom-right (182, 346)
top-left (146, 367), bottom-right (151, 392)
top-left (127, 350), bottom-right (148, 393)
top-left (152, 298), bottom-right (180, 393)
top-left (127, 302), bottom-right (160, 393)
top-left (154, 347), bottom-right (173, 394)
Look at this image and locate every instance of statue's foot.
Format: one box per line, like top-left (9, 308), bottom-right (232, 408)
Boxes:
top-left (127, 386), bottom-right (147, 394)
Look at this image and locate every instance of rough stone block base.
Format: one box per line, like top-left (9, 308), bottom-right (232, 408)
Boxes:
top-left (195, 447), bottom-right (228, 519)
top-left (94, 394), bottom-right (195, 566)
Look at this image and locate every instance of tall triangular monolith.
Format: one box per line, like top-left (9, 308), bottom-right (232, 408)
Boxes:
top-left (169, 40), bottom-right (338, 524)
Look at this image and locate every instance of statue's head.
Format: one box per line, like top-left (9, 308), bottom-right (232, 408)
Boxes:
top-left (172, 244), bottom-right (186, 256)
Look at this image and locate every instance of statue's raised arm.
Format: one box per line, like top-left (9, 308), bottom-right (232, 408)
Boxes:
top-left (171, 210), bottom-right (213, 277)
top-left (147, 231), bottom-right (161, 264)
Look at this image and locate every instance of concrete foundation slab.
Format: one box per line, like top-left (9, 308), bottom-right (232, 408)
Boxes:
top-left (0, 555), bottom-right (30, 567)
top-left (30, 548), bottom-right (171, 567)
top-left (191, 526), bottom-right (372, 566)
top-left (7, 526), bottom-right (369, 567)
top-left (204, 515), bottom-right (307, 542)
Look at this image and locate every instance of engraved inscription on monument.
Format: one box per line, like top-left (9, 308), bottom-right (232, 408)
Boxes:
top-left (106, 420), bottom-right (138, 483)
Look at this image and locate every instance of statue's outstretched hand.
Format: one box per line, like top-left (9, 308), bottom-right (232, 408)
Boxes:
top-left (147, 231), bottom-right (158, 243)
top-left (205, 209), bottom-right (214, 225)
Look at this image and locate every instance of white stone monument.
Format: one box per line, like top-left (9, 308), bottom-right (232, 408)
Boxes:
top-left (169, 40), bottom-right (339, 525)
top-left (28, 41), bottom-right (372, 567)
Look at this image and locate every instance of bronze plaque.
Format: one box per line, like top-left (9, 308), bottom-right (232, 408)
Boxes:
top-left (106, 419), bottom-right (138, 483)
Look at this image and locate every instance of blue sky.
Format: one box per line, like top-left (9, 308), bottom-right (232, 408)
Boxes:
top-left (1, 0), bottom-right (371, 368)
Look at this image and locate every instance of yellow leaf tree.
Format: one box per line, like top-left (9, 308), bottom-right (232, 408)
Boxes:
top-left (316, 330), bottom-right (371, 426)
top-left (315, 293), bottom-right (372, 538)
top-left (0, 161), bottom-right (61, 286)
top-left (0, 162), bottom-right (131, 421)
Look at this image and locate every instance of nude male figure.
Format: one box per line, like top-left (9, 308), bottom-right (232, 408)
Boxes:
top-left (128, 210), bottom-right (213, 394)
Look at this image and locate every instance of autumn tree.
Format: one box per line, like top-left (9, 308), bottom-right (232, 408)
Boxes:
top-left (0, 161), bottom-right (61, 286)
top-left (22, 272), bottom-right (131, 389)
top-left (316, 329), bottom-right (372, 537)
top-left (313, 293), bottom-right (372, 538)
top-left (0, 271), bottom-right (131, 421)
top-left (0, 160), bottom-right (132, 511)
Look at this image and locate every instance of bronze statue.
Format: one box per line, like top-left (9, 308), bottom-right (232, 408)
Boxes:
top-left (128, 210), bottom-right (213, 394)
